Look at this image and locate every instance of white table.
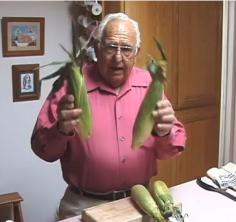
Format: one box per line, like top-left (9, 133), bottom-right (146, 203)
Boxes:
top-left (170, 178), bottom-right (236, 222)
top-left (59, 178), bottom-right (236, 222)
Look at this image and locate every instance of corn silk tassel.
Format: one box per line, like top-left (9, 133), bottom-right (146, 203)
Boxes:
top-left (132, 39), bottom-right (167, 149)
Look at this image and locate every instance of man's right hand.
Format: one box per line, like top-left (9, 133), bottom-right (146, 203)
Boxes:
top-left (57, 94), bottom-right (82, 135)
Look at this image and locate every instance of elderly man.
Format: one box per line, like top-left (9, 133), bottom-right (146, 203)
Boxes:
top-left (31, 13), bottom-right (186, 219)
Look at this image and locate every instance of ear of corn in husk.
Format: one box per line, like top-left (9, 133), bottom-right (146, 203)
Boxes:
top-left (68, 62), bottom-right (92, 138)
top-left (40, 41), bottom-right (93, 138)
top-left (39, 9), bottom-right (100, 139)
top-left (149, 180), bottom-right (174, 218)
top-left (149, 180), bottom-right (185, 221)
top-left (58, 43), bottom-right (92, 138)
top-left (132, 39), bottom-right (167, 149)
top-left (131, 184), bottom-right (166, 222)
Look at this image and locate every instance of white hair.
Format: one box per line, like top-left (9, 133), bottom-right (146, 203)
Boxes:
top-left (94, 12), bottom-right (141, 48)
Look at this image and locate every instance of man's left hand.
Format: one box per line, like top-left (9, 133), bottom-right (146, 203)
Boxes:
top-left (152, 99), bottom-right (176, 137)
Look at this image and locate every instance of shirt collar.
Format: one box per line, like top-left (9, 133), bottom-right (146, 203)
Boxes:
top-left (83, 63), bottom-right (149, 93)
top-left (129, 67), bottom-right (150, 87)
top-left (83, 63), bottom-right (101, 92)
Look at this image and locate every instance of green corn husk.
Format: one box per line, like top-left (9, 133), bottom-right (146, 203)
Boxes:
top-left (132, 39), bottom-right (167, 149)
top-left (69, 63), bottom-right (92, 138)
top-left (131, 184), bottom-right (166, 222)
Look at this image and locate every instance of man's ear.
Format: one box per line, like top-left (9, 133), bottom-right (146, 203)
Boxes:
top-left (94, 41), bottom-right (99, 57)
top-left (133, 48), bottom-right (140, 61)
top-left (136, 47), bottom-right (140, 56)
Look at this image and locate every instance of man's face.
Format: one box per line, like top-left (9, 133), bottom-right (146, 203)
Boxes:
top-left (96, 19), bottom-right (138, 89)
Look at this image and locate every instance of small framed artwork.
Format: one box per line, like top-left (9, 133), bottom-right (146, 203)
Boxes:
top-left (1, 17), bottom-right (45, 57)
top-left (12, 64), bottom-right (40, 102)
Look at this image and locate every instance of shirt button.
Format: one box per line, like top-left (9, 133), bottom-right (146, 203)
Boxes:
top-left (120, 136), bottom-right (125, 141)
top-left (121, 158), bottom-right (126, 163)
top-left (118, 116), bottom-right (122, 120)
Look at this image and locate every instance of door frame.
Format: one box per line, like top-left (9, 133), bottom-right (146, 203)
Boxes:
top-left (219, 1), bottom-right (236, 165)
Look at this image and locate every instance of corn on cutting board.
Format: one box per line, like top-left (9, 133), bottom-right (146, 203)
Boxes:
top-left (82, 197), bottom-right (153, 222)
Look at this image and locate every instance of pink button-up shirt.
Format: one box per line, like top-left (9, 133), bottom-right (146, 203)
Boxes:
top-left (31, 64), bottom-right (186, 192)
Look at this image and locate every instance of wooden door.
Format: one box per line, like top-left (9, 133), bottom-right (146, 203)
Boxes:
top-left (102, 1), bottom-right (222, 186)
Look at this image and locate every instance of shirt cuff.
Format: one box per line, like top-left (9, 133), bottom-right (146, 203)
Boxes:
top-left (156, 125), bottom-right (186, 147)
top-left (56, 121), bottom-right (76, 137)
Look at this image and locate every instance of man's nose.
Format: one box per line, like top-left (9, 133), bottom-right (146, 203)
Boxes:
top-left (114, 47), bottom-right (122, 56)
top-left (113, 47), bottom-right (123, 60)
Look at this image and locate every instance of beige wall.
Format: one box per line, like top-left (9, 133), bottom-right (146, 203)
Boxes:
top-left (0, 2), bottom-right (71, 222)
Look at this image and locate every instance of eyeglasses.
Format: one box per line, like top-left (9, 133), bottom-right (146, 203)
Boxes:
top-left (101, 43), bottom-right (137, 58)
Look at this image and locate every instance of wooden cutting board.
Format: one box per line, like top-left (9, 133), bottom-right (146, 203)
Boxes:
top-left (82, 197), bottom-right (154, 222)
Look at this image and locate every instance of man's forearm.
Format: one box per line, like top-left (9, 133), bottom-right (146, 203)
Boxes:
top-left (31, 122), bottom-right (69, 162)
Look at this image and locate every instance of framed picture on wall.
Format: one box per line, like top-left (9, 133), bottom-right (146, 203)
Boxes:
top-left (1, 17), bottom-right (45, 57)
top-left (12, 64), bottom-right (40, 102)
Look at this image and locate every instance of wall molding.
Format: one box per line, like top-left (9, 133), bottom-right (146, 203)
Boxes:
top-left (219, 1), bottom-right (236, 166)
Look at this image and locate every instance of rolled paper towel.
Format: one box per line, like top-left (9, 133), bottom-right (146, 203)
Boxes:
top-left (207, 163), bottom-right (236, 190)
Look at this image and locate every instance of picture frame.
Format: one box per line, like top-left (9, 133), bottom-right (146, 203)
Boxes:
top-left (1, 17), bottom-right (45, 57)
top-left (12, 64), bottom-right (40, 102)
